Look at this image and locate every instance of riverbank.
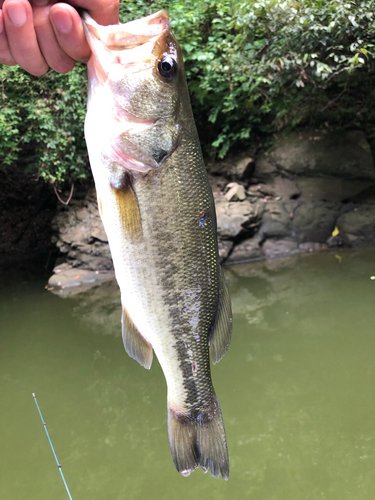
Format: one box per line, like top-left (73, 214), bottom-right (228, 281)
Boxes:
top-left (48, 127), bottom-right (375, 288)
top-left (2, 126), bottom-right (375, 281)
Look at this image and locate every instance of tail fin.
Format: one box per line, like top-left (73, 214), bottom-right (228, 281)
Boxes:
top-left (167, 397), bottom-right (229, 480)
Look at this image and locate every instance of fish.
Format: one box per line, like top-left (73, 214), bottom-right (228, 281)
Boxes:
top-left (81, 10), bottom-right (232, 480)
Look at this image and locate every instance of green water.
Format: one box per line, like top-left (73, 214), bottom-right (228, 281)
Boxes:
top-left (1, 249), bottom-right (374, 500)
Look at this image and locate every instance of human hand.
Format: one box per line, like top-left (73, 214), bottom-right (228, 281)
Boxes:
top-left (0, 0), bottom-right (119, 75)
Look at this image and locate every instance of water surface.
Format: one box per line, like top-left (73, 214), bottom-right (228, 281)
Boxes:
top-left (1, 249), bottom-right (374, 499)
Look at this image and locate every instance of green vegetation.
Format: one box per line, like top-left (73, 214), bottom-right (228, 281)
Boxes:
top-left (0, 65), bottom-right (87, 182)
top-left (1, 0), bottom-right (375, 182)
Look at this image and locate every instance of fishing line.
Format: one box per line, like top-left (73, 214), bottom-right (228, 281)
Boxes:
top-left (32, 393), bottom-right (73, 500)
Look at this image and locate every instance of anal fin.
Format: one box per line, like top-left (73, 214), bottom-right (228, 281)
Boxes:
top-left (209, 272), bottom-right (232, 364)
top-left (122, 305), bottom-right (153, 369)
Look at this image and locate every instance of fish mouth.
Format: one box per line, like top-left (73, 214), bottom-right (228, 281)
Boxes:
top-left (81, 10), bottom-right (171, 71)
top-left (83, 10), bottom-right (170, 47)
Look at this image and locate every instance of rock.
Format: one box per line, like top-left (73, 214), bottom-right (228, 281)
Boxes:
top-left (226, 237), bottom-right (264, 263)
top-left (292, 202), bottom-right (339, 243)
top-left (209, 156), bottom-right (256, 182)
top-left (231, 157), bottom-right (256, 181)
top-left (91, 226), bottom-right (108, 242)
top-left (51, 190), bottom-right (113, 271)
top-left (215, 195), bottom-right (262, 239)
top-left (218, 240), bottom-right (234, 261)
top-left (224, 182), bottom-right (247, 201)
top-left (262, 239), bottom-right (299, 259)
top-left (260, 201), bottom-right (295, 239)
top-left (53, 262), bottom-right (73, 274)
top-left (336, 205), bottom-right (375, 246)
top-left (261, 129), bottom-right (374, 180)
top-left (252, 153), bottom-right (278, 182)
top-left (352, 185), bottom-right (375, 204)
top-left (255, 177), bottom-right (301, 200)
top-left (47, 268), bottom-right (115, 297)
top-left (326, 235), bottom-right (344, 247)
top-left (298, 242), bottom-right (327, 253)
top-left (75, 252), bottom-right (113, 271)
top-left (296, 178), bottom-right (374, 203)
top-left (260, 200), bottom-right (339, 243)
top-left (48, 127), bottom-right (375, 273)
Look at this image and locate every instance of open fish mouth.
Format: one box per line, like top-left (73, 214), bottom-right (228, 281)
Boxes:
top-left (81, 10), bottom-right (171, 70)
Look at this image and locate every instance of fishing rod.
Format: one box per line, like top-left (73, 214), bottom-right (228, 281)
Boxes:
top-left (32, 393), bottom-right (73, 500)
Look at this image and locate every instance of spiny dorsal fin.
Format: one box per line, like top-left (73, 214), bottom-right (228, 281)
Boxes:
top-left (209, 273), bottom-right (232, 364)
top-left (122, 305), bottom-right (153, 369)
top-left (111, 180), bottom-right (142, 242)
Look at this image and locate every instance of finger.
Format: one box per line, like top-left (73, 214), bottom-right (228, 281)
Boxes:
top-left (50, 3), bottom-right (90, 63)
top-left (33, 3), bottom-right (75, 73)
top-left (2, 0), bottom-right (48, 75)
top-left (0, 9), bottom-right (17, 65)
top-left (68, 0), bottom-right (119, 26)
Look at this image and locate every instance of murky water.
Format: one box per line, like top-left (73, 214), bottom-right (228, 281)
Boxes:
top-left (1, 249), bottom-right (374, 500)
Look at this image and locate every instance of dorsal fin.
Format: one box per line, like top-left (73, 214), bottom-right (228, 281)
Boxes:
top-left (209, 273), bottom-right (232, 364)
top-left (122, 305), bottom-right (153, 369)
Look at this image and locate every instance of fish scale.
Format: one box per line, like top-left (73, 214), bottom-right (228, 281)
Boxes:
top-left (82, 9), bottom-right (232, 479)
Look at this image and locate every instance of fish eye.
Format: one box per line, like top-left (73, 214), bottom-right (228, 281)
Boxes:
top-left (157, 56), bottom-right (177, 81)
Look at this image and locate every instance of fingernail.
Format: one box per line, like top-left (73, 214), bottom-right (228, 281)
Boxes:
top-left (6, 1), bottom-right (27, 27)
top-left (50, 9), bottom-right (72, 35)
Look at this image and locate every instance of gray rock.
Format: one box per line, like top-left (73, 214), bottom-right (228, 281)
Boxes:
top-left (351, 185), bottom-right (375, 204)
top-left (292, 202), bottom-right (339, 243)
top-left (254, 177), bottom-right (301, 200)
top-left (209, 156), bottom-right (255, 182)
top-left (224, 182), bottom-right (247, 201)
top-left (298, 242), bottom-right (327, 253)
top-left (231, 157), bottom-right (256, 181)
top-left (296, 178), bottom-right (374, 203)
top-left (52, 190), bottom-right (113, 271)
top-left (260, 201), bottom-right (295, 238)
top-left (262, 239), bottom-right (299, 259)
top-left (226, 237), bottom-right (264, 263)
top-left (47, 267), bottom-right (115, 297)
top-left (215, 195), bottom-right (262, 239)
top-left (252, 153), bottom-right (278, 181)
top-left (218, 240), bottom-right (233, 261)
top-left (258, 129), bottom-right (374, 180)
top-left (261, 200), bottom-right (339, 243)
top-left (336, 205), bottom-right (375, 246)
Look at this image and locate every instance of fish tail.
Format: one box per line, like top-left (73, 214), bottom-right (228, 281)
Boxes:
top-left (167, 397), bottom-right (229, 480)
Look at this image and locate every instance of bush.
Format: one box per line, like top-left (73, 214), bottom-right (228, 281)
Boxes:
top-left (1, 0), bottom-right (375, 182)
top-left (0, 64), bottom-right (88, 182)
top-left (188, 0), bottom-right (375, 157)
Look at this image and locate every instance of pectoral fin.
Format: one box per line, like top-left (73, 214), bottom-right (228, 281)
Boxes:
top-left (111, 180), bottom-right (142, 242)
top-left (97, 193), bottom-right (104, 221)
top-left (209, 274), bottom-right (232, 364)
top-left (122, 305), bottom-right (153, 369)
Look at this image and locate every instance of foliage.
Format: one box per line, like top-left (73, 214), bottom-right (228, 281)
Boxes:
top-left (0, 64), bottom-right (88, 182)
top-left (1, 0), bottom-right (375, 182)
top-left (123, 0), bottom-right (375, 157)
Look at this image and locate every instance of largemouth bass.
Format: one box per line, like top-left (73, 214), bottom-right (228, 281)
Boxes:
top-left (82, 10), bottom-right (232, 480)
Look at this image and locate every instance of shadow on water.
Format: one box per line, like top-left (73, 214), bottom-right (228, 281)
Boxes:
top-left (0, 248), bottom-right (374, 499)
